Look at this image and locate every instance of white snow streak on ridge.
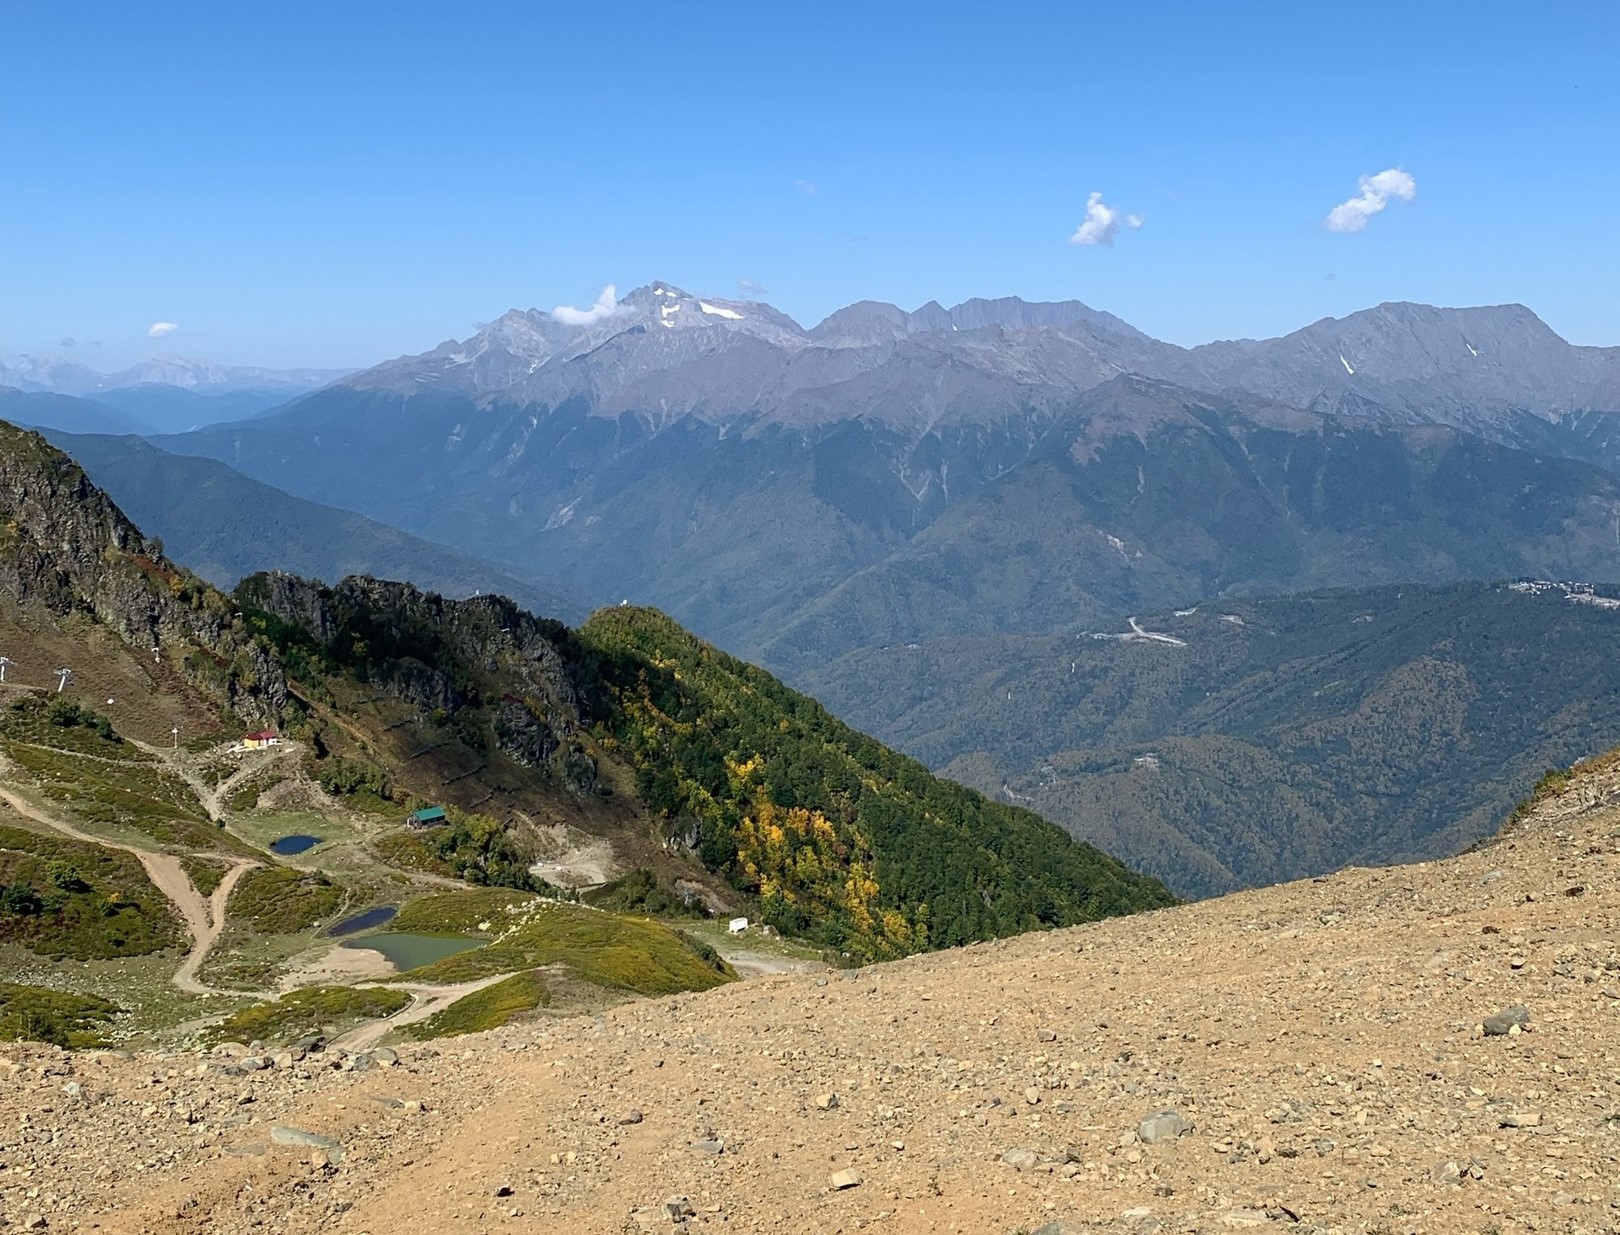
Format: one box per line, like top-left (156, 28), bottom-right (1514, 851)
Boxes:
top-left (700, 302), bottom-right (744, 320)
top-left (1339, 354), bottom-right (1355, 375)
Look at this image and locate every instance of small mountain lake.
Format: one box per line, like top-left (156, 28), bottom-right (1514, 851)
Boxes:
top-left (325, 906), bottom-right (398, 937)
top-left (269, 834), bottom-right (321, 856)
top-left (342, 932), bottom-right (483, 970)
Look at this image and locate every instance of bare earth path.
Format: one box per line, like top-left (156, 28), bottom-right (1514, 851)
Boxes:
top-left (134, 738), bottom-right (298, 823)
top-left (0, 783), bottom-right (261, 998)
top-left (329, 976), bottom-right (512, 1051)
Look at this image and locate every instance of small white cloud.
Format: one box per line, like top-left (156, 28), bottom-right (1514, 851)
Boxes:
top-left (794, 178), bottom-right (817, 197)
top-left (59, 337), bottom-right (76, 348)
top-left (736, 278), bottom-right (769, 297)
top-left (147, 321), bottom-right (179, 338)
top-left (551, 284), bottom-right (629, 328)
top-left (1069, 192), bottom-right (1143, 247)
top-left (1324, 168), bottom-right (1416, 233)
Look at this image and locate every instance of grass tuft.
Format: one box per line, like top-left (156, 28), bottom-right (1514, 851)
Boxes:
top-left (0, 982), bottom-right (121, 1048)
top-left (405, 970), bottom-right (551, 1039)
top-left (230, 866), bottom-right (346, 934)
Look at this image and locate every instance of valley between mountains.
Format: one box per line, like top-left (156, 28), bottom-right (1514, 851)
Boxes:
top-left (6, 286), bottom-right (1620, 1234)
top-left (0, 422), bottom-right (1165, 1055)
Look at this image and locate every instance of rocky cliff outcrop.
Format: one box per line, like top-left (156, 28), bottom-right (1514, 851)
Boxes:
top-left (0, 420), bottom-right (287, 722)
top-left (234, 571), bottom-right (594, 791)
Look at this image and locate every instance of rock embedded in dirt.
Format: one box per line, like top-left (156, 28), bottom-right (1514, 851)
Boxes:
top-left (270, 1126), bottom-right (344, 1163)
top-left (1482, 1005), bottom-right (1531, 1035)
top-left (1002, 1147), bottom-right (1040, 1170)
top-left (1137, 1110), bottom-right (1187, 1143)
top-left (662, 1196), bottom-right (696, 1220)
top-left (828, 1168), bottom-right (862, 1190)
top-left (813, 1092), bottom-right (839, 1110)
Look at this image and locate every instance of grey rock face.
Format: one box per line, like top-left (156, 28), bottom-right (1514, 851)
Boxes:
top-left (0, 422), bottom-right (288, 723)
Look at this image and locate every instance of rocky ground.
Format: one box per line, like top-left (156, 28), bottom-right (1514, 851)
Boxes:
top-left (8, 761), bottom-right (1620, 1235)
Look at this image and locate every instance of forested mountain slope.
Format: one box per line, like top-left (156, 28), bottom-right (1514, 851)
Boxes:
top-left (237, 574), bottom-right (1174, 959)
top-left (804, 580), bottom-right (1620, 897)
top-left (158, 374), bottom-right (1620, 671)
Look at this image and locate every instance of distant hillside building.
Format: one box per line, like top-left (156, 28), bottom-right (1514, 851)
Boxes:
top-left (242, 730), bottom-right (281, 750)
top-left (408, 805), bottom-right (447, 828)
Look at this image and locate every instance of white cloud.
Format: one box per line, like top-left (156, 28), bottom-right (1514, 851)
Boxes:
top-left (147, 321), bottom-right (179, 338)
top-left (794, 178), bottom-right (817, 197)
top-left (1324, 168), bottom-right (1416, 233)
top-left (551, 284), bottom-right (629, 327)
top-left (1069, 192), bottom-right (1143, 247)
top-left (736, 278), bottom-right (769, 297)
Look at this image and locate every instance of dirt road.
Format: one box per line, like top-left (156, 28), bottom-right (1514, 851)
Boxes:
top-left (0, 783), bottom-right (259, 997)
top-left (330, 975), bottom-right (512, 1051)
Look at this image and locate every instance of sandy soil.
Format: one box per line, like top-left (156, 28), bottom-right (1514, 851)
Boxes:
top-left (276, 941), bottom-right (398, 993)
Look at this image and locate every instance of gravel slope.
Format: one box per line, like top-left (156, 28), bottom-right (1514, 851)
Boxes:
top-left (7, 760), bottom-right (1620, 1235)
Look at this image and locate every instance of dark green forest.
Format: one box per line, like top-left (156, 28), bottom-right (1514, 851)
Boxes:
top-left (578, 607), bottom-right (1173, 960)
top-left (804, 581), bottom-right (1620, 897)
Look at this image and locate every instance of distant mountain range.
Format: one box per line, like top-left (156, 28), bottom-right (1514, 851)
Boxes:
top-left (11, 285), bottom-right (1620, 901)
top-left (0, 353), bottom-right (351, 434)
top-left (140, 286), bottom-right (1620, 672)
top-left (328, 285), bottom-right (1620, 429)
top-left (0, 352), bottom-right (350, 397)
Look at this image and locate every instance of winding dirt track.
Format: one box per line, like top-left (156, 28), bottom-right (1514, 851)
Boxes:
top-left (330, 975), bottom-right (512, 1051)
top-left (0, 783), bottom-right (260, 997)
top-left (136, 738), bottom-right (296, 823)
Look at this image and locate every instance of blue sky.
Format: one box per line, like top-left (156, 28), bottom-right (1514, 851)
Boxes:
top-left (2, 1), bottom-right (1617, 368)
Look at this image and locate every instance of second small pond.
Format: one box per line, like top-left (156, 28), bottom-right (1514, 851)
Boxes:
top-left (342, 932), bottom-right (483, 971)
top-left (326, 906), bottom-right (398, 937)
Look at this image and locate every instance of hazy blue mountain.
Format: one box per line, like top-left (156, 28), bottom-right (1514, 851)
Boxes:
top-left (0, 353), bottom-right (350, 434)
top-left (34, 428), bottom-right (583, 620)
top-left (157, 368), bottom-right (1620, 672)
top-left (89, 384), bottom-right (302, 435)
top-left (0, 387), bottom-right (152, 436)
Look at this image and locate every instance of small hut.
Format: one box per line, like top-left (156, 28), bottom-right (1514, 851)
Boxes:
top-left (408, 805), bottom-right (448, 828)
